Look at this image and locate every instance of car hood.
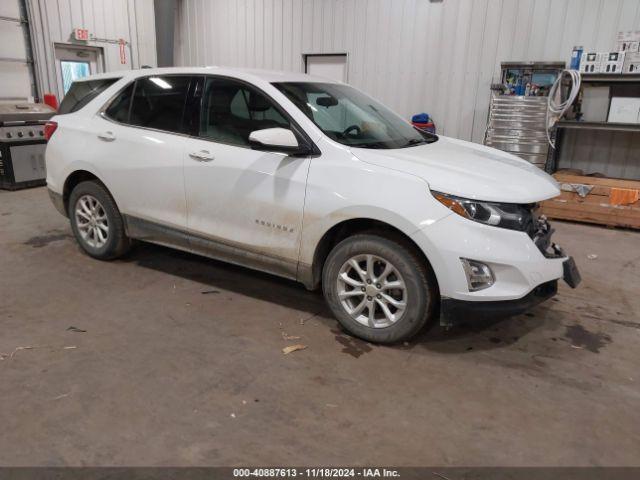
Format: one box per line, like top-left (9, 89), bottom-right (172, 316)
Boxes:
top-left (350, 135), bottom-right (560, 204)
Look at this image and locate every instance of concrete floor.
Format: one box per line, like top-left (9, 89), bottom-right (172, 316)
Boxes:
top-left (1, 186), bottom-right (639, 466)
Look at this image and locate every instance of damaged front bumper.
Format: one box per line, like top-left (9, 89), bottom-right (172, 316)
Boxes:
top-left (533, 215), bottom-right (582, 289)
top-left (441, 279), bottom-right (558, 325)
top-left (417, 214), bottom-right (581, 327)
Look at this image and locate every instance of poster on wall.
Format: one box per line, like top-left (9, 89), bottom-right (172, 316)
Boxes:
top-left (119, 39), bottom-right (127, 65)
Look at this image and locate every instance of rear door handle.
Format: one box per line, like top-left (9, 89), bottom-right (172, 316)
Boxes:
top-left (97, 131), bottom-right (116, 142)
top-left (189, 150), bottom-right (215, 162)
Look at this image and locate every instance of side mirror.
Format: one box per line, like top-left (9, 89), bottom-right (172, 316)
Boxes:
top-left (248, 128), bottom-right (308, 154)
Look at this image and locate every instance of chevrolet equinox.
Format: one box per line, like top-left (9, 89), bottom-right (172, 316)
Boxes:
top-left (45, 67), bottom-right (580, 344)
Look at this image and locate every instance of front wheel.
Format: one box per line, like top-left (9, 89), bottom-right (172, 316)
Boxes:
top-left (322, 234), bottom-right (438, 344)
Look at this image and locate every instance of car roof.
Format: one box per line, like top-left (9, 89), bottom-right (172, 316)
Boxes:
top-left (76, 66), bottom-right (339, 85)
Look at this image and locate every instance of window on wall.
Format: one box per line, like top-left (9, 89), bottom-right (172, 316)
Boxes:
top-left (199, 77), bottom-right (290, 147)
top-left (128, 76), bottom-right (192, 133)
top-left (60, 61), bottom-right (91, 94)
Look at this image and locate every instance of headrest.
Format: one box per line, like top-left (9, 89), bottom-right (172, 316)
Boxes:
top-left (208, 88), bottom-right (235, 114)
top-left (248, 92), bottom-right (271, 112)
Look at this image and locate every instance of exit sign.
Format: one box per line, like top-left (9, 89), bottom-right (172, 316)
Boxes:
top-left (74, 28), bottom-right (89, 41)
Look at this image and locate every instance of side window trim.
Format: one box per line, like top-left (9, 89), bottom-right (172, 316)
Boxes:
top-left (182, 75), bottom-right (204, 137)
top-left (194, 74), bottom-right (319, 155)
top-left (58, 78), bottom-right (121, 115)
top-left (99, 79), bottom-right (135, 121)
top-left (125, 79), bottom-right (137, 125)
top-left (100, 75), bottom-right (195, 137)
top-left (99, 74), bottom-right (320, 155)
top-left (198, 76), bottom-right (289, 148)
top-left (177, 75), bottom-right (196, 135)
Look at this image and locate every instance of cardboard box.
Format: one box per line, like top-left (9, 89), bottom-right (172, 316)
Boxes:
top-left (623, 51), bottom-right (640, 73)
top-left (608, 97), bottom-right (640, 124)
top-left (581, 86), bottom-right (610, 122)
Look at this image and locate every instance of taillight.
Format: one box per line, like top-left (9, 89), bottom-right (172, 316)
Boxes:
top-left (44, 121), bottom-right (58, 141)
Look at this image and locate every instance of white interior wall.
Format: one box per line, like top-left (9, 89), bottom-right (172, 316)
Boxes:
top-left (175, 0), bottom-right (640, 143)
top-left (26, 0), bottom-right (157, 99)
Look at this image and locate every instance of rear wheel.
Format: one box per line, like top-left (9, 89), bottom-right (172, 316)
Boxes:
top-left (322, 234), bottom-right (437, 344)
top-left (68, 181), bottom-right (131, 260)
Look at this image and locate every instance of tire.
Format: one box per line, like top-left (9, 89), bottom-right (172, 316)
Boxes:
top-left (322, 233), bottom-right (437, 344)
top-left (68, 180), bottom-right (131, 260)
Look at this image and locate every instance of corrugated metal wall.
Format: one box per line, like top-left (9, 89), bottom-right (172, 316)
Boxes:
top-left (27, 0), bottom-right (157, 99)
top-left (174, 0), bottom-right (640, 144)
top-left (559, 130), bottom-right (640, 179)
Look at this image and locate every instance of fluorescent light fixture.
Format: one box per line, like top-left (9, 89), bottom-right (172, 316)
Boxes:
top-left (149, 77), bottom-right (172, 89)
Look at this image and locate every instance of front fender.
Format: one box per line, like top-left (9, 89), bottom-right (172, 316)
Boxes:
top-left (297, 204), bottom-right (451, 289)
top-left (297, 143), bottom-right (452, 288)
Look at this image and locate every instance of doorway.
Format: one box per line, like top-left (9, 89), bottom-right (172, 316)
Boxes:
top-left (304, 54), bottom-right (348, 83)
top-left (53, 44), bottom-right (104, 98)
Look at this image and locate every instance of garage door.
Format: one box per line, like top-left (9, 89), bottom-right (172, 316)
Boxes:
top-left (0, 0), bottom-right (32, 102)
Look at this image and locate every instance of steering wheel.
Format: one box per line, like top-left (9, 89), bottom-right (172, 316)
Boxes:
top-left (343, 124), bottom-right (362, 137)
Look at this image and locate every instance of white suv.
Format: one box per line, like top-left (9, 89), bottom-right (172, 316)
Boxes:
top-left (45, 67), bottom-right (580, 343)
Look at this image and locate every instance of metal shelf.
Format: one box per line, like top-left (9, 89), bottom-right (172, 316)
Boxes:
top-left (0, 16), bottom-right (26, 24)
top-left (484, 94), bottom-right (550, 169)
top-left (580, 73), bottom-right (640, 84)
top-left (556, 121), bottom-right (640, 132)
top-left (0, 57), bottom-right (31, 64)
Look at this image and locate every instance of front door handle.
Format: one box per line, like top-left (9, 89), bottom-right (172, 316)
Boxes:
top-left (189, 150), bottom-right (215, 162)
top-left (97, 131), bottom-right (116, 142)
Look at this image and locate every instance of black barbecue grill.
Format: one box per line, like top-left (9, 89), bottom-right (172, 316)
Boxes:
top-left (0, 103), bottom-right (56, 190)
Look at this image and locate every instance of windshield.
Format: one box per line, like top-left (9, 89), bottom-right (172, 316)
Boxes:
top-left (273, 82), bottom-right (437, 149)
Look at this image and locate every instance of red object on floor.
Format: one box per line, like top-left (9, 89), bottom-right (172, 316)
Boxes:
top-left (43, 93), bottom-right (58, 111)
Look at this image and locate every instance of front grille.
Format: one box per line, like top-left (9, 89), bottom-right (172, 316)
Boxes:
top-left (530, 213), bottom-right (562, 258)
top-left (523, 203), bottom-right (539, 239)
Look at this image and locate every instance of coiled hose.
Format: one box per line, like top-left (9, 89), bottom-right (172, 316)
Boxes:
top-left (546, 69), bottom-right (581, 148)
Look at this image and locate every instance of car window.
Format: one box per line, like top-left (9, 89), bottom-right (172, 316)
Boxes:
top-left (128, 76), bottom-right (191, 133)
top-left (306, 92), bottom-right (363, 133)
top-left (58, 78), bottom-right (119, 114)
top-left (104, 82), bottom-right (135, 123)
top-left (199, 77), bottom-right (289, 147)
top-left (274, 82), bottom-right (437, 149)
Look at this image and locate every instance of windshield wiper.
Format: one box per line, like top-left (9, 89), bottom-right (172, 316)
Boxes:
top-left (403, 138), bottom-right (428, 147)
top-left (352, 141), bottom-right (388, 148)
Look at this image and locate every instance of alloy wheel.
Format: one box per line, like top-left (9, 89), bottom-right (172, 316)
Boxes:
top-left (336, 254), bottom-right (407, 328)
top-left (74, 194), bottom-right (109, 249)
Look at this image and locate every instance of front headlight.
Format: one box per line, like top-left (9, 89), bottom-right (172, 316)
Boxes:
top-left (432, 191), bottom-right (533, 232)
